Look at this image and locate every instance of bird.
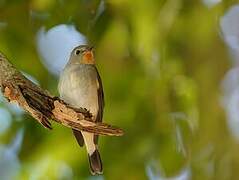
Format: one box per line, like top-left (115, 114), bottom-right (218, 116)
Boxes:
top-left (58, 45), bottom-right (104, 175)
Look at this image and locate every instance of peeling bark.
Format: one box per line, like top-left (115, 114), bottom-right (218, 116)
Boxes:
top-left (0, 52), bottom-right (123, 136)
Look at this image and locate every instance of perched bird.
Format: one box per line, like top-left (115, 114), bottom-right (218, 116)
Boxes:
top-left (58, 45), bottom-right (104, 175)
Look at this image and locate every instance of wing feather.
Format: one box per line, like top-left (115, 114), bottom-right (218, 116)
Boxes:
top-left (94, 67), bottom-right (104, 144)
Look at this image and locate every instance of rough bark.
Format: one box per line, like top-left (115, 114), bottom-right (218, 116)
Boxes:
top-left (0, 52), bottom-right (123, 136)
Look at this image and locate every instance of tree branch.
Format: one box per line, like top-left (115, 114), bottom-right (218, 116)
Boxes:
top-left (0, 52), bottom-right (124, 136)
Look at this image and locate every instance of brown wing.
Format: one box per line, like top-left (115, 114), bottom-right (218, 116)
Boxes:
top-left (96, 68), bottom-right (104, 123)
top-left (94, 67), bottom-right (104, 144)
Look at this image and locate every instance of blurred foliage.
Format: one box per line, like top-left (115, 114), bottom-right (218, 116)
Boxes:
top-left (0, 0), bottom-right (239, 179)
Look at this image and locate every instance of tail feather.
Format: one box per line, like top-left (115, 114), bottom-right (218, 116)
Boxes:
top-left (72, 129), bottom-right (84, 147)
top-left (88, 149), bottom-right (103, 175)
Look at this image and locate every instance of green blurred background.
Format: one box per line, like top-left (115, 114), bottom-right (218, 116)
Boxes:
top-left (0, 0), bottom-right (239, 179)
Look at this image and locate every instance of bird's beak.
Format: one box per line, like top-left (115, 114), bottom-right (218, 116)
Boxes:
top-left (83, 46), bottom-right (94, 54)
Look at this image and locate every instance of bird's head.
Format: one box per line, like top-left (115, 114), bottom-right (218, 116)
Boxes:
top-left (70, 45), bottom-right (95, 64)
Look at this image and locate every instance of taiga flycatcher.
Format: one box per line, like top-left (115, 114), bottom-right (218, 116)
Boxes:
top-left (58, 45), bottom-right (104, 175)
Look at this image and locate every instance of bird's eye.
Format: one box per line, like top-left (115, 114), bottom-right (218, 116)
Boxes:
top-left (75, 49), bottom-right (81, 55)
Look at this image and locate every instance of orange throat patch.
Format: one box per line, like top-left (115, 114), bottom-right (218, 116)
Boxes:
top-left (82, 51), bottom-right (95, 64)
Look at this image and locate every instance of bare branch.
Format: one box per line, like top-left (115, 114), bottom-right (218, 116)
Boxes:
top-left (0, 52), bottom-right (124, 136)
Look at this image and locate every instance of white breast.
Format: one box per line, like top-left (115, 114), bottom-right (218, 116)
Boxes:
top-left (58, 64), bottom-right (99, 119)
